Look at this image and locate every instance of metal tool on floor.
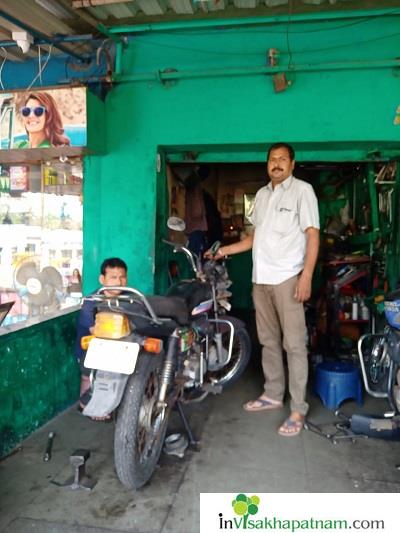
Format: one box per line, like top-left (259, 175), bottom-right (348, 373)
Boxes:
top-left (43, 431), bottom-right (55, 462)
top-left (304, 411), bottom-right (368, 444)
top-left (163, 433), bottom-right (188, 458)
top-left (51, 449), bottom-right (96, 491)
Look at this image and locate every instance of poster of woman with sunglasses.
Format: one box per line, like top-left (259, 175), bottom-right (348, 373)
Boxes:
top-left (0, 87), bottom-right (86, 150)
top-left (15, 92), bottom-right (71, 149)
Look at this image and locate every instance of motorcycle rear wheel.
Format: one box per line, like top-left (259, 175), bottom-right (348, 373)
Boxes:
top-left (114, 352), bottom-right (168, 490)
top-left (206, 327), bottom-right (251, 388)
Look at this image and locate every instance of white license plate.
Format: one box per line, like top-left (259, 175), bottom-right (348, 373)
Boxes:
top-left (84, 338), bottom-right (140, 375)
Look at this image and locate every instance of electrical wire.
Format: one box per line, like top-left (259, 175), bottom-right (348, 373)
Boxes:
top-left (124, 7), bottom-right (400, 59)
top-left (131, 28), bottom-right (400, 59)
top-left (286, 30), bottom-right (400, 57)
top-left (26, 44), bottom-right (53, 92)
top-left (286, 0), bottom-right (293, 70)
top-left (38, 45), bottom-right (42, 86)
top-left (0, 47), bottom-right (7, 90)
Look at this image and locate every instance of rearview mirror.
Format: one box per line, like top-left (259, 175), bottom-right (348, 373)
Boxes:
top-left (167, 216), bottom-right (186, 232)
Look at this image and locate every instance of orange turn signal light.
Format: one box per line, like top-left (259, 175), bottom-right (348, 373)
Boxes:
top-left (81, 335), bottom-right (94, 350)
top-left (143, 337), bottom-right (163, 354)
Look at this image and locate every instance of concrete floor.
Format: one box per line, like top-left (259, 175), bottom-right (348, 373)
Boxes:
top-left (1, 361), bottom-right (400, 533)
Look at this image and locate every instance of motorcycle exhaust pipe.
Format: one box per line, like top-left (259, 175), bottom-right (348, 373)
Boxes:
top-left (158, 331), bottom-right (179, 405)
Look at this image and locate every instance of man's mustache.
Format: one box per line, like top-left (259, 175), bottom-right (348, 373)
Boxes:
top-left (272, 167), bottom-right (283, 172)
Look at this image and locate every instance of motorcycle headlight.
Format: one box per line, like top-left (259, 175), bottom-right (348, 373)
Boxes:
top-left (93, 311), bottom-right (131, 339)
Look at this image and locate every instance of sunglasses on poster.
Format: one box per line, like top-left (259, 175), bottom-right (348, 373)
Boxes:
top-left (20, 106), bottom-right (46, 118)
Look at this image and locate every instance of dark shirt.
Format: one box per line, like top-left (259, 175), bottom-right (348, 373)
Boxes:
top-left (74, 297), bottom-right (97, 361)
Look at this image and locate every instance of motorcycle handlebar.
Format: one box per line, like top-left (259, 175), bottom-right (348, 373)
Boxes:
top-left (162, 238), bottom-right (199, 274)
top-left (209, 240), bottom-right (221, 257)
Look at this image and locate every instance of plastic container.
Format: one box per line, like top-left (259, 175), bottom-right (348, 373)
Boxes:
top-left (384, 290), bottom-right (400, 330)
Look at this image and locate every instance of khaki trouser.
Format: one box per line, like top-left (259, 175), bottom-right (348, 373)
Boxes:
top-left (253, 276), bottom-right (309, 415)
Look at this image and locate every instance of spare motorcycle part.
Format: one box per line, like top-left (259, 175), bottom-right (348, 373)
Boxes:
top-left (51, 449), bottom-right (96, 491)
top-left (114, 353), bottom-right (169, 490)
top-left (82, 370), bottom-right (129, 418)
top-left (43, 431), bottom-right (55, 462)
top-left (163, 433), bottom-right (188, 458)
top-left (93, 311), bottom-right (131, 339)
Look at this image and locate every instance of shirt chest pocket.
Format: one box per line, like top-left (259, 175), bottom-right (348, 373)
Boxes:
top-left (272, 204), bottom-right (298, 235)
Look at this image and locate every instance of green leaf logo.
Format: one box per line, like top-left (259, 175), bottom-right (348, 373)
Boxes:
top-left (232, 494), bottom-right (260, 517)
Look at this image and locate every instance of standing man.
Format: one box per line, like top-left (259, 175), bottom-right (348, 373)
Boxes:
top-left (75, 257), bottom-right (128, 416)
top-left (209, 143), bottom-right (319, 437)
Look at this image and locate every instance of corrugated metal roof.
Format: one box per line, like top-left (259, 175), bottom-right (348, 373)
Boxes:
top-left (0, 0), bottom-right (397, 63)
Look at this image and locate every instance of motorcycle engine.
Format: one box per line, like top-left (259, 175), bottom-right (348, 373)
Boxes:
top-left (183, 352), bottom-right (206, 387)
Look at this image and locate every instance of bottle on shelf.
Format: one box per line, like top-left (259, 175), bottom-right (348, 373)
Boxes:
top-left (351, 295), bottom-right (358, 320)
top-left (360, 300), bottom-right (370, 321)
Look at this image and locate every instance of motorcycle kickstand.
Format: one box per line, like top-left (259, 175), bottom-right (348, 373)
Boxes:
top-left (176, 400), bottom-right (200, 451)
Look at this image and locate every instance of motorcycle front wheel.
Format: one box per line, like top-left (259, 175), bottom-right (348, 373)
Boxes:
top-left (114, 352), bottom-right (168, 490)
top-left (206, 327), bottom-right (251, 388)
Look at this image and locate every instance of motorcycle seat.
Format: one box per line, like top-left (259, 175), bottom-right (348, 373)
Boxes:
top-left (166, 280), bottom-right (212, 313)
top-left (147, 295), bottom-right (189, 326)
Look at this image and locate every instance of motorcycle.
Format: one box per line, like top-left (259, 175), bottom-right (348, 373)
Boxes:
top-left (79, 228), bottom-right (251, 489)
top-left (358, 289), bottom-right (400, 411)
top-left (306, 290), bottom-right (400, 443)
top-left (353, 288), bottom-right (400, 438)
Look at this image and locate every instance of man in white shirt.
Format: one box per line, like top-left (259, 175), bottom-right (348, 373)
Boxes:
top-left (210, 143), bottom-right (319, 437)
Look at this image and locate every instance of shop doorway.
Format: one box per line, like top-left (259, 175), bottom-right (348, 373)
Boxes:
top-left (163, 157), bottom-right (399, 358)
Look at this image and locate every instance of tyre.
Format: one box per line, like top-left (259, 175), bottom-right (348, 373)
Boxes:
top-left (206, 327), bottom-right (251, 388)
top-left (364, 334), bottom-right (390, 392)
top-left (114, 352), bottom-right (168, 490)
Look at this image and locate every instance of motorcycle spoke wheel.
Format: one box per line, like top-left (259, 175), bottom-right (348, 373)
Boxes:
top-left (137, 372), bottom-right (160, 463)
top-left (114, 353), bottom-right (168, 490)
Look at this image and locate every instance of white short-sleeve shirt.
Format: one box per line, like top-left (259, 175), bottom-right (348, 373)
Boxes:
top-left (248, 175), bottom-right (320, 285)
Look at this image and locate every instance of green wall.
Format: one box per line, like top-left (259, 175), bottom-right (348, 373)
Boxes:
top-left (2, 8), bottom-right (400, 454)
top-left (83, 10), bottom-right (400, 294)
top-left (0, 312), bottom-right (80, 457)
